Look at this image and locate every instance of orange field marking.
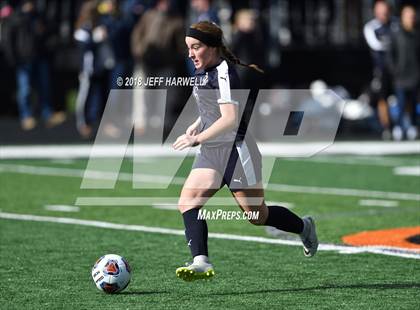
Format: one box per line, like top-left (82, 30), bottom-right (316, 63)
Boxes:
top-left (343, 226), bottom-right (420, 250)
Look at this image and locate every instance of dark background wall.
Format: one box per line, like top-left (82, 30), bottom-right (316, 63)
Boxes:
top-left (0, 0), bottom-right (418, 116)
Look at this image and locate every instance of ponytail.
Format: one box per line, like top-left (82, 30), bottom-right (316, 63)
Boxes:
top-left (220, 45), bottom-right (264, 74)
top-left (189, 21), bottom-right (264, 74)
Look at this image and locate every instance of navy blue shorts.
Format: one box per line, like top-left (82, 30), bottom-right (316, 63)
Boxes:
top-left (192, 138), bottom-right (262, 192)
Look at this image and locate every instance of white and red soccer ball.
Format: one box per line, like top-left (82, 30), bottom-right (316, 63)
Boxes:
top-left (91, 254), bottom-right (131, 294)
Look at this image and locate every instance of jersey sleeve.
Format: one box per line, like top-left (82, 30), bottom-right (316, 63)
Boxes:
top-left (216, 61), bottom-right (239, 105)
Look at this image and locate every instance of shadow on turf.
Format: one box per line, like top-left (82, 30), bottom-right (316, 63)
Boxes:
top-left (211, 283), bottom-right (420, 296)
top-left (119, 290), bottom-right (170, 295)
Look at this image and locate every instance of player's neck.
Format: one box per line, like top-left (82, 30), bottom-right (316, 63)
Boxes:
top-left (206, 57), bottom-right (222, 70)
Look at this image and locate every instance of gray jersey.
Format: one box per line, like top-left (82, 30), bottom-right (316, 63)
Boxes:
top-left (193, 60), bottom-right (241, 145)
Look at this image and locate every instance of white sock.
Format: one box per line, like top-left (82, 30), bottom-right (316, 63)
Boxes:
top-left (193, 255), bottom-right (209, 264)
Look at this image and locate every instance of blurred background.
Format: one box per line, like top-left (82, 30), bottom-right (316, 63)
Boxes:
top-left (0, 0), bottom-right (419, 144)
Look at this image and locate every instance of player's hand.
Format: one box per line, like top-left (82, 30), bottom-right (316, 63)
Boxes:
top-left (173, 134), bottom-right (199, 150)
top-left (186, 124), bottom-right (198, 136)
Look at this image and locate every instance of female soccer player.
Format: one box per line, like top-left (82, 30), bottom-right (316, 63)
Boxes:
top-left (173, 21), bottom-right (318, 281)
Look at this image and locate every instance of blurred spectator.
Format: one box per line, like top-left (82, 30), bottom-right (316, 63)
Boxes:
top-left (186, 0), bottom-right (219, 76)
top-left (0, 2), bottom-right (14, 56)
top-left (190, 0), bottom-right (219, 24)
top-left (0, 2), bottom-right (13, 20)
top-left (131, 0), bottom-right (185, 73)
top-left (231, 9), bottom-right (266, 127)
top-left (2, 0), bottom-right (65, 131)
top-left (363, 0), bottom-right (397, 139)
top-left (100, 0), bottom-right (145, 90)
top-left (98, 0), bottom-right (145, 138)
top-left (388, 5), bottom-right (419, 141)
top-left (74, 0), bottom-right (115, 138)
top-left (232, 9), bottom-right (266, 87)
top-left (131, 0), bottom-right (186, 136)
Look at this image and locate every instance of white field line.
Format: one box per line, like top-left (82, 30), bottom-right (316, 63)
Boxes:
top-left (44, 205), bottom-right (80, 212)
top-left (1, 141), bottom-right (420, 159)
top-left (394, 166), bottom-right (420, 177)
top-left (358, 200), bottom-right (399, 208)
top-left (150, 201), bottom-right (293, 210)
top-left (78, 197), bottom-right (237, 206)
top-left (285, 156), bottom-right (420, 167)
top-left (49, 159), bottom-right (76, 165)
top-left (1, 163), bottom-right (419, 202)
top-left (1, 212), bottom-right (419, 260)
top-left (265, 183), bottom-right (420, 201)
top-left (152, 203), bottom-right (179, 210)
top-left (77, 197), bottom-right (294, 207)
top-left (0, 163), bottom-right (185, 184)
top-left (265, 201), bottom-right (294, 209)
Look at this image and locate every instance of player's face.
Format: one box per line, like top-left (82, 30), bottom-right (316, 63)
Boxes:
top-left (185, 36), bottom-right (217, 70)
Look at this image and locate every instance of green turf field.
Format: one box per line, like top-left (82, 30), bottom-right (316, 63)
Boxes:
top-left (1, 154), bottom-right (419, 309)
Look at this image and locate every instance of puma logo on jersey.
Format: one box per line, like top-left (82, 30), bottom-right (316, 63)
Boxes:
top-left (233, 177), bottom-right (243, 184)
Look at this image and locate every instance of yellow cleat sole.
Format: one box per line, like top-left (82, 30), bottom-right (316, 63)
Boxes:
top-left (175, 267), bottom-right (215, 282)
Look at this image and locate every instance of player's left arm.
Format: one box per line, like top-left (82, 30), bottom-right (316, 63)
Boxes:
top-left (173, 62), bottom-right (239, 150)
top-left (195, 103), bottom-right (238, 143)
top-left (173, 103), bottom-right (238, 150)
top-left (193, 62), bottom-right (239, 144)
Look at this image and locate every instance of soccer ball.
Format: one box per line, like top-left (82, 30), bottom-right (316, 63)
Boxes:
top-left (91, 254), bottom-right (131, 294)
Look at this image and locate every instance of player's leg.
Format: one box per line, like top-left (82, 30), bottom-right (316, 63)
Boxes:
top-left (378, 98), bottom-right (391, 130)
top-left (231, 183), bottom-right (318, 257)
top-left (230, 184), bottom-right (302, 232)
top-left (176, 168), bottom-right (222, 281)
top-left (393, 88), bottom-right (406, 141)
top-left (405, 88), bottom-right (418, 140)
top-left (229, 138), bottom-right (318, 256)
top-left (16, 63), bottom-right (36, 130)
top-left (378, 69), bottom-right (393, 139)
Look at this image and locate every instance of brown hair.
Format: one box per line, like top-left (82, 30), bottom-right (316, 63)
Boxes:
top-left (75, 0), bottom-right (99, 30)
top-left (190, 21), bottom-right (264, 74)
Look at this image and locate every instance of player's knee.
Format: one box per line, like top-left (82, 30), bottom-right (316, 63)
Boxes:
top-left (178, 205), bottom-right (200, 214)
top-left (248, 203), bottom-right (268, 225)
top-left (248, 217), bottom-right (266, 226)
top-left (177, 190), bottom-right (208, 213)
top-left (248, 219), bottom-right (264, 226)
top-left (178, 200), bottom-right (199, 213)
top-left (177, 204), bottom-right (190, 213)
